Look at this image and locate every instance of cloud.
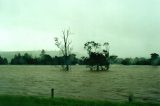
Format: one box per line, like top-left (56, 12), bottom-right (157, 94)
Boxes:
top-left (0, 0), bottom-right (160, 57)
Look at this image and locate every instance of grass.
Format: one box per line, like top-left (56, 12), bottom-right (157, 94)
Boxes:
top-left (0, 95), bottom-right (159, 106)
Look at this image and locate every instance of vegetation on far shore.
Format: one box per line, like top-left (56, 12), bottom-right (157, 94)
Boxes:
top-left (0, 50), bottom-right (160, 66)
top-left (0, 95), bottom-right (159, 106)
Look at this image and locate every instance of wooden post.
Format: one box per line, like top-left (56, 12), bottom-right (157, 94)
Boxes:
top-left (51, 88), bottom-right (54, 99)
top-left (128, 93), bottom-right (133, 102)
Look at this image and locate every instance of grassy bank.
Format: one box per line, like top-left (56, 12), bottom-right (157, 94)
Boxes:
top-left (0, 95), bottom-right (159, 106)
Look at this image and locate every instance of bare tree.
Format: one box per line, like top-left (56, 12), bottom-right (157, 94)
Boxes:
top-left (54, 29), bottom-right (72, 71)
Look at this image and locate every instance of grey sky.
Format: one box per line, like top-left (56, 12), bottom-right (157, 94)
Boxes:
top-left (0, 0), bottom-right (160, 57)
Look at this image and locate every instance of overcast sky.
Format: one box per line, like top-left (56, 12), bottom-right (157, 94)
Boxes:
top-left (0, 0), bottom-right (160, 57)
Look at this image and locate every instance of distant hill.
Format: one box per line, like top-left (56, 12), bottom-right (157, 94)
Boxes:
top-left (0, 50), bottom-right (85, 62)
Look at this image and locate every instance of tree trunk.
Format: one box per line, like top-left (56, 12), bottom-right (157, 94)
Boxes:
top-left (64, 55), bottom-right (69, 71)
top-left (96, 65), bottom-right (99, 71)
top-left (66, 64), bottom-right (69, 71)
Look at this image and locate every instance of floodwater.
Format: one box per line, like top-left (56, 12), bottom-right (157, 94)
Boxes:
top-left (0, 65), bottom-right (160, 102)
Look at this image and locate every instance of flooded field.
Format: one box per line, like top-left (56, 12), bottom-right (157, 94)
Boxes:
top-left (0, 65), bottom-right (160, 102)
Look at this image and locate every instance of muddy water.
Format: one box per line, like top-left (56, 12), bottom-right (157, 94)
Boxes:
top-left (0, 65), bottom-right (160, 102)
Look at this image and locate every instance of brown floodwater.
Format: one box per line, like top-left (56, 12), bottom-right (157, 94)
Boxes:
top-left (0, 65), bottom-right (160, 102)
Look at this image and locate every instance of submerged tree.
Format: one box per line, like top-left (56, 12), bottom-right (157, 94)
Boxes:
top-left (150, 53), bottom-right (159, 65)
top-left (84, 41), bottom-right (110, 71)
top-left (54, 30), bottom-right (72, 71)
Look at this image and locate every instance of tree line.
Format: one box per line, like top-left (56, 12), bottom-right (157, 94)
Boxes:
top-left (0, 51), bottom-right (160, 66)
top-left (9, 50), bottom-right (78, 65)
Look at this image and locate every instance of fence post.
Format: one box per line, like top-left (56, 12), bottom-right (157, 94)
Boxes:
top-left (128, 93), bottom-right (133, 102)
top-left (51, 88), bottom-right (54, 99)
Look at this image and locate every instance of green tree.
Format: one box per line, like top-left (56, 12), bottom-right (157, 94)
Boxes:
top-left (121, 58), bottom-right (132, 65)
top-left (0, 56), bottom-right (8, 65)
top-left (150, 53), bottom-right (159, 65)
top-left (84, 41), bottom-right (110, 71)
top-left (110, 55), bottom-right (118, 64)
